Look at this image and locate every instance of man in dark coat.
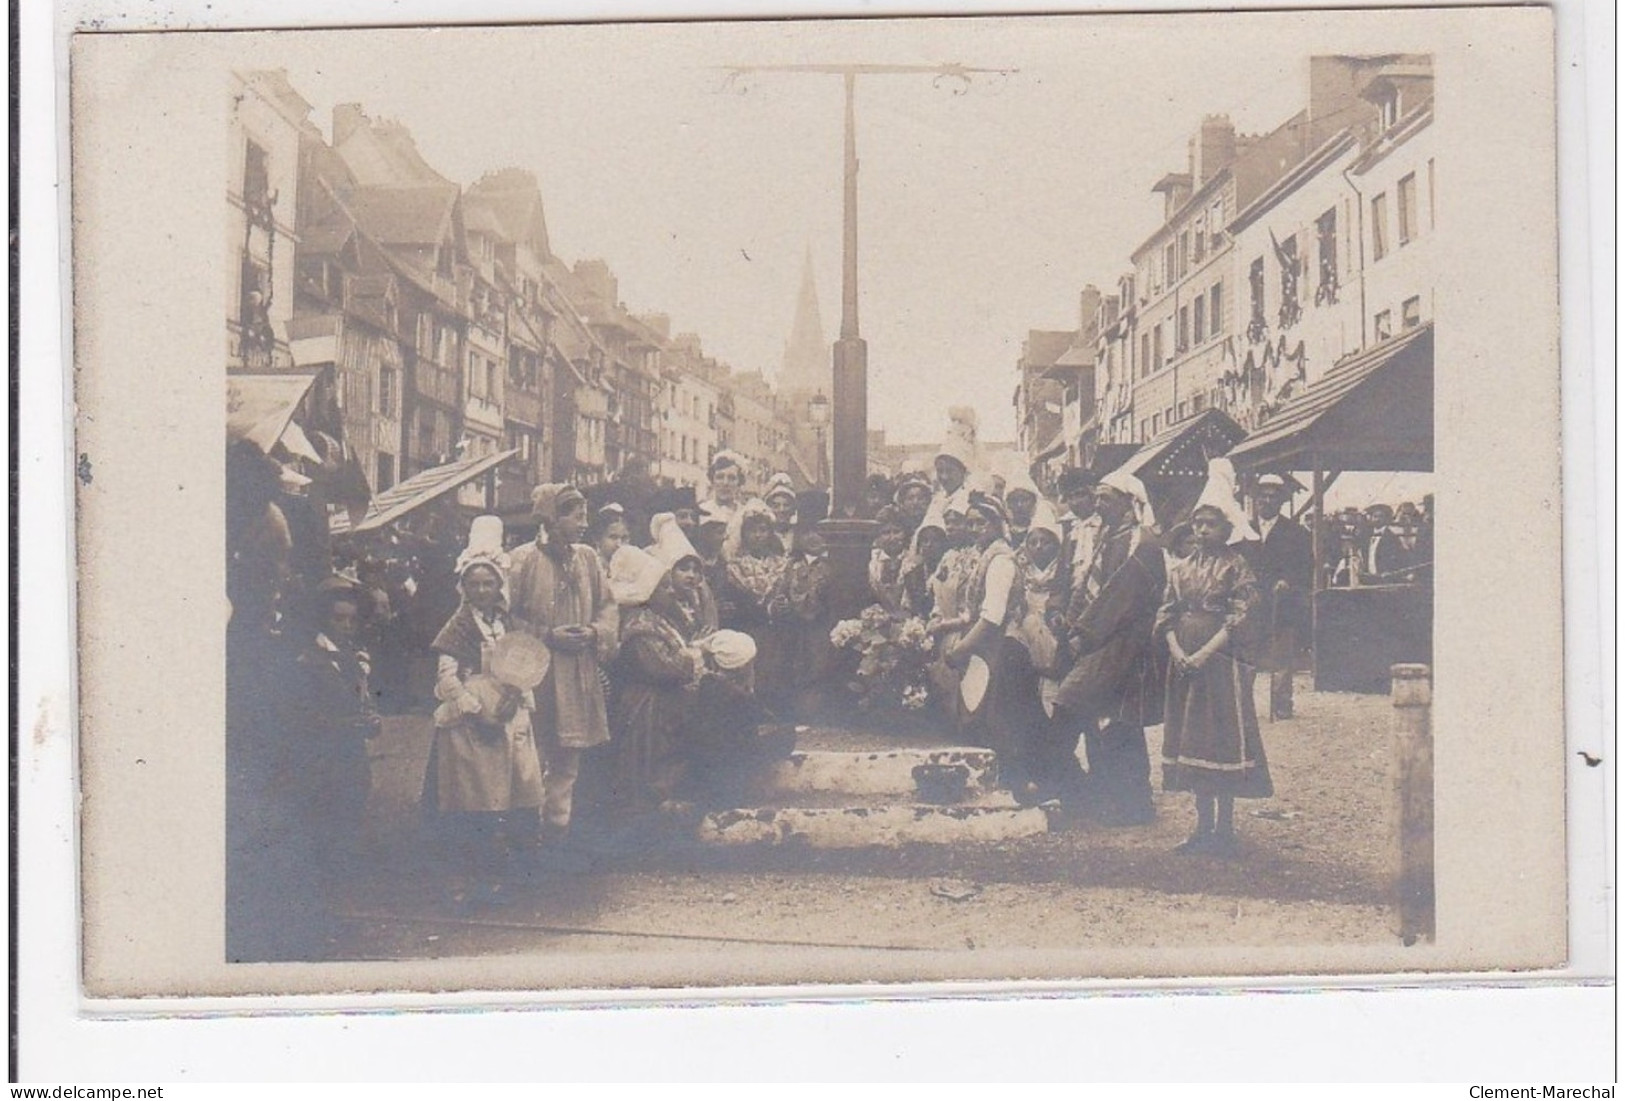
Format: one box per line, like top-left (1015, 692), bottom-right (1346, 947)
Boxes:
top-left (1247, 473), bottom-right (1315, 720)
top-left (1052, 475), bottom-right (1165, 826)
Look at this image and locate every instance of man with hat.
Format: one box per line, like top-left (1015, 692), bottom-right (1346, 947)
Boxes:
top-left (1248, 473), bottom-right (1314, 720)
top-left (1055, 466), bottom-right (1102, 588)
top-left (508, 483), bottom-right (619, 845)
top-left (1053, 471), bottom-right (1166, 826)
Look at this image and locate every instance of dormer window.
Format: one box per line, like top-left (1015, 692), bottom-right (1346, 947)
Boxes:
top-left (1377, 87), bottom-right (1400, 130)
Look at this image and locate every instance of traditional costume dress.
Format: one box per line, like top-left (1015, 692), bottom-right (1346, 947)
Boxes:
top-left (1156, 543), bottom-right (1273, 798)
top-left (958, 493), bottom-right (1015, 742)
top-left (900, 503), bottom-right (948, 620)
top-left (507, 485), bottom-right (619, 836)
top-left (989, 503), bottom-right (1079, 800)
top-left (719, 499), bottom-right (796, 713)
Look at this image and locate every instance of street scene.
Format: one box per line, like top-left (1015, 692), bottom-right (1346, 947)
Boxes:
top-left (224, 25), bottom-right (1436, 976)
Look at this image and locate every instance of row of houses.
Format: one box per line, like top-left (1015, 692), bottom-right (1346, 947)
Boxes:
top-left (1015, 53), bottom-right (1436, 477)
top-left (228, 69), bottom-right (819, 514)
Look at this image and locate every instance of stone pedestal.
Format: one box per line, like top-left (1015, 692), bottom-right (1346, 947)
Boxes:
top-left (818, 517), bottom-right (879, 621)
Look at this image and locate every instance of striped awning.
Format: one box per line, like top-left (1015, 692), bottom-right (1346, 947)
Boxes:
top-left (1228, 323), bottom-right (1433, 473)
top-left (1111, 407), bottom-right (1247, 482)
top-left (330, 448), bottom-right (519, 535)
top-left (226, 371), bottom-right (320, 452)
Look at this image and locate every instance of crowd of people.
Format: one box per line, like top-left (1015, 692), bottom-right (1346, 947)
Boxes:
top-left (224, 421), bottom-right (1429, 960)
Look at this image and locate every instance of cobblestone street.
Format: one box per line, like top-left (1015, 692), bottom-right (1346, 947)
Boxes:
top-left (334, 675), bottom-right (1403, 964)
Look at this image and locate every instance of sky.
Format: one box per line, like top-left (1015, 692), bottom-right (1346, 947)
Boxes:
top-left (253, 11), bottom-right (1433, 444)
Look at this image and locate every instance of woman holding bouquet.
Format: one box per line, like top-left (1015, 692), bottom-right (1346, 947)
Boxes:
top-left (425, 516), bottom-right (543, 906)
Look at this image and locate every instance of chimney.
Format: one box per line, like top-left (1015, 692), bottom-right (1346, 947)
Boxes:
top-left (332, 103), bottom-right (367, 147)
top-left (1193, 115), bottom-right (1237, 187)
top-left (1309, 55), bottom-right (1386, 148)
top-left (572, 259), bottom-right (617, 306)
top-left (1078, 285), bottom-right (1102, 331)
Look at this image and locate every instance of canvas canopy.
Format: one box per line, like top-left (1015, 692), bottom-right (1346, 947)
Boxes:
top-left (329, 448), bottom-right (519, 535)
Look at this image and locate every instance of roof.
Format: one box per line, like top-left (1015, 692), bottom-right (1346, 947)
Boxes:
top-left (330, 448), bottom-right (520, 535)
top-left (1227, 322), bottom-right (1433, 473)
top-left (344, 184), bottom-right (459, 247)
top-left (1049, 338), bottom-right (1097, 372)
top-left (464, 176), bottom-right (551, 254)
top-left (461, 201), bottom-right (506, 238)
top-left (1022, 330), bottom-right (1076, 370)
top-left (296, 217), bottom-right (355, 258)
top-left (1113, 407), bottom-right (1247, 481)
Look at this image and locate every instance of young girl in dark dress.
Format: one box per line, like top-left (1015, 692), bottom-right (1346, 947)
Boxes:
top-left (1157, 503), bottom-right (1273, 854)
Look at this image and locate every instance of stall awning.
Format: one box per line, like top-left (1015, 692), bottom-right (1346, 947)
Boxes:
top-left (1110, 408), bottom-right (1247, 482)
top-left (227, 371), bottom-right (320, 452)
top-left (1228, 322), bottom-right (1433, 473)
top-left (330, 448), bottom-right (519, 535)
top-left (1034, 428), bottom-right (1068, 462)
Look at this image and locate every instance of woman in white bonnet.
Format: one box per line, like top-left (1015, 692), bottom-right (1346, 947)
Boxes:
top-left (425, 515), bottom-right (544, 907)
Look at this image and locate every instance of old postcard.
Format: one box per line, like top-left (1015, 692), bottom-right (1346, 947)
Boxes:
top-left (69, 6), bottom-right (1567, 1000)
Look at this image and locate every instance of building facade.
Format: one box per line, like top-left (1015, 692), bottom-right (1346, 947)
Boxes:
top-left (229, 70), bottom-right (310, 372)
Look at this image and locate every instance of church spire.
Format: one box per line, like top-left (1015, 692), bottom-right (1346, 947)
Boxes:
top-left (779, 244), bottom-right (829, 397)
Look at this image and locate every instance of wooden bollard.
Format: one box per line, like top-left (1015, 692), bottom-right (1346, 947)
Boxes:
top-left (1391, 663), bottom-right (1434, 945)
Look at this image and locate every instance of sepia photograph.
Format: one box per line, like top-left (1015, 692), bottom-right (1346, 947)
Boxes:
top-left (67, 5), bottom-right (1572, 1004)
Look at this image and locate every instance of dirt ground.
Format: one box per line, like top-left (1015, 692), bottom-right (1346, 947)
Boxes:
top-left (335, 674), bottom-right (1402, 961)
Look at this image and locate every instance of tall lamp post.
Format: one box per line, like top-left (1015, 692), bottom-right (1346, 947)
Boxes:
top-left (719, 61), bottom-right (1014, 616)
top-left (807, 389), bottom-right (830, 489)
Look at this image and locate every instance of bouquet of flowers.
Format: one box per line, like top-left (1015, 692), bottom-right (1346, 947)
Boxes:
top-left (829, 604), bottom-right (936, 712)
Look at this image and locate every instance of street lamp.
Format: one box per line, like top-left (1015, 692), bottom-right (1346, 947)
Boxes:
top-left (807, 389), bottom-right (830, 488)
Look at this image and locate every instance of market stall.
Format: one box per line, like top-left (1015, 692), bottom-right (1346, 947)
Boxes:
top-left (1227, 323), bottom-right (1433, 693)
top-left (1105, 408), bottom-right (1247, 528)
top-left (329, 448), bottom-right (520, 536)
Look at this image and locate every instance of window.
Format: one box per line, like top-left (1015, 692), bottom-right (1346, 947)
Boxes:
top-left (242, 140), bottom-right (271, 227)
top-left (1139, 418), bottom-right (1150, 441)
top-left (1140, 332), bottom-right (1152, 379)
top-left (486, 358), bottom-right (498, 400)
top-left (1152, 323), bottom-right (1164, 370)
top-left (376, 452), bottom-right (395, 492)
top-left (1163, 242), bottom-right (1176, 288)
top-left (1371, 193), bottom-right (1390, 261)
top-left (1277, 233), bottom-right (1301, 329)
top-left (1377, 88), bottom-right (1399, 130)
top-left (1193, 295), bottom-right (1206, 344)
top-left (1402, 296), bottom-right (1422, 329)
top-left (1428, 159), bottom-right (1436, 229)
top-left (1178, 231), bottom-right (1190, 278)
top-left (1209, 283), bottom-right (1223, 334)
top-left (1374, 310), bottom-right (1392, 340)
top-left (1248, 257), bottom-right (1266, 341)
top-left (1192, 391), bottom-right (1207, 413)
top-left (1150, 413), bottom-right (1161, 436)
top-left (1164, 406), bottom-right (1175, 427)
top-left (1177, 306), bottom-right (1190, 353)
top-left (1398, 173), bottom-right (1418, 245)
top-left (379, 367), bottom-right (397, 417)
top-left (1192, 217), bottom-right (1207, 264)
top-left (1316, 207), bottom-right (1339, 305)
top-left (1176, 400), bottom-right (1189, 421)
top-left (1208, 199), bottom-right (1226, 252)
